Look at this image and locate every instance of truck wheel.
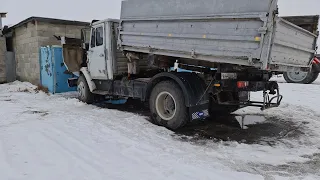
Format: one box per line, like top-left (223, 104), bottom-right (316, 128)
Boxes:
top-left (283, 71), bottom-right (319, 84)
top-left (149, 81), bottom-right (188, 130)
top-left (77, 75), bottom-right (94, 104)
top-left (308, 73), bottom-right (319, 84)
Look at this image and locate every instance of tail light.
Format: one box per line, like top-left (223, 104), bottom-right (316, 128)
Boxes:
top-left (237, 81), bottom-right (249, 88)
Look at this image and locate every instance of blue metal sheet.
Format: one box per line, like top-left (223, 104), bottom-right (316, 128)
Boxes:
top-left (40, 47), bottom-right (54, 93)
top-left (40, 46), bottom-right (77, 94)
top-left (53, 47), bottom-right (77, 93)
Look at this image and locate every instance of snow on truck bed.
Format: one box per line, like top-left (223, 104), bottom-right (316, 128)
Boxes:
top-left (0, 78), bottom-right (320, 180)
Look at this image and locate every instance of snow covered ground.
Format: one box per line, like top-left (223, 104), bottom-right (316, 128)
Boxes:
top-left (0, 76), bottom-right (320, 180)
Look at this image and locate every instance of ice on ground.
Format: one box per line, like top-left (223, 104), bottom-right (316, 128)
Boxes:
top-left (1, 80), bottom-right (320, 180)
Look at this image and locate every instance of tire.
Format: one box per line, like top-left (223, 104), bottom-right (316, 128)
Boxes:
top-left (149, 81), bottom-right (189, 130)
top-left (77, 75), bottom-right (94, 104)
top-left (284, 71), bottom-right (319, 84)
top-left (308, 73), bottom-right (319, 84)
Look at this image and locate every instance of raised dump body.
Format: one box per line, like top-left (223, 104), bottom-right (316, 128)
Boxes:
top-left (118, 0), bottom-right (318, 72)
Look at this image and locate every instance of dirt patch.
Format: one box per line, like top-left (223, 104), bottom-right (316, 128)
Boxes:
top-left (0, 95), bottom-right (13, 102)
top-left (97, 99), bottom-right (305, 145)
top-left (174, 115), bottom-right (305, 145)
top-left (22, 110), bottom-right (49, 117)
top-left (17, 88), bottom-right (31, 93)
top-left (34, 85), bottom-right (49, 94)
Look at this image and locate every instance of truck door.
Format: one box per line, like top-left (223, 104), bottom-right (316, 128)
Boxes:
top-left (88, 24), bottom-right (108, 79)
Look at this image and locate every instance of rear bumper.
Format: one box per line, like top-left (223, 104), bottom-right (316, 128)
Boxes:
top-left (218, 80), bottom-right (279, 93)
top-left (216, 81), bottom-right (283, 110)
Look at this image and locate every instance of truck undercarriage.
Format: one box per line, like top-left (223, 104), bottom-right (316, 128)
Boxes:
top-left (67, 57), bottom-right (283, 129)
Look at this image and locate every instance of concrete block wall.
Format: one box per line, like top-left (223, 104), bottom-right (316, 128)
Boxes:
top-left (37, 22), bottom-right (84, 47)
top-left (13, 21), bottom-right (86, 84)
top-left (0, 36), bottom-right (6, 83)
top-left (13, 22), bottom-right (39, 84)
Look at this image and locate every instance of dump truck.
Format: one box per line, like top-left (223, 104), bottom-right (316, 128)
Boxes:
top-left (63, 0), bottom-right (318, 130)
top-left (280, 16), bottom-right (320, 84)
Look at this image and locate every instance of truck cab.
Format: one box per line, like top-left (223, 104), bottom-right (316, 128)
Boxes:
top-left (86, 19), bottom-right (119, 80)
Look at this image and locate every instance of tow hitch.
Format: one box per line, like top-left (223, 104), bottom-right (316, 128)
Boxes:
top-left (260, 81), bottom-right (283, 110)
top-left (217, 81), bottom-right (283, 110)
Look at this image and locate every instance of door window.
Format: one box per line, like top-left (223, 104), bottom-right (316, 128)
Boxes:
top-left (90, 28), bottom-right (96, 48)
top-left (96, 26), bottom-right (104, 46)
top-left (90, 26), bottom-right (103, 47)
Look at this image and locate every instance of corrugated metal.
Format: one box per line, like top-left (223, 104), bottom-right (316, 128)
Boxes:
top-left (40, 46), bottom-right (77, 94)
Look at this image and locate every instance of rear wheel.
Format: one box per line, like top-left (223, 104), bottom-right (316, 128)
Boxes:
top-left (309, 73), bottom-right (319, 83)
top-left (284, 71), bottom-right (319, 84)
top-left (77, 75), bottom-right (94, 104)
top-left (149, 81), bottom-right (188, 130)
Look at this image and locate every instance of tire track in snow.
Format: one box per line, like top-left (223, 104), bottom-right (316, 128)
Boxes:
top-left (39, 127), bottom-right (109, 177)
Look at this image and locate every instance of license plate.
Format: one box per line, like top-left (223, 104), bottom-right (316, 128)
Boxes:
top-left (221, 73), bottom-right (237, 80)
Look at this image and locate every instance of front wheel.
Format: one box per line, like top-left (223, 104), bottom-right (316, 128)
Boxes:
top-left (77, 75), bottom-right (94, 104)
top-left (149, 81), bottom-right (189, 130)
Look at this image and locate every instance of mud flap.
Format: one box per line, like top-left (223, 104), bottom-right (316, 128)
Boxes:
top-left (189, 103), bottom-right (210, 121)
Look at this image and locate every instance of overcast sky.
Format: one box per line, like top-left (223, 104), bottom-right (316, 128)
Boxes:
top-left (1, 0), bottom-right (319, 25)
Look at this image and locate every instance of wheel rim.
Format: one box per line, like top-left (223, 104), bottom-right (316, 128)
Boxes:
top-left (286, 71), bottom-right (309, 82)
top-left (78, 81), bottom-right (86, 100)
top-left (155, 91), bottom-right (177, 121)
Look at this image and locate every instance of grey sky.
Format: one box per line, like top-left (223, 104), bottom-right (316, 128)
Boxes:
top-left (1, 0), bottom-right (319, 25)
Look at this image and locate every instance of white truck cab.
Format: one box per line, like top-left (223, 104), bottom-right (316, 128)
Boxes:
top-left (87, 19), bottom-right (118, 80)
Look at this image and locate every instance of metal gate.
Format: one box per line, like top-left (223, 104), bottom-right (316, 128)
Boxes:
top-left (5, 51), bottom-right (16, 82)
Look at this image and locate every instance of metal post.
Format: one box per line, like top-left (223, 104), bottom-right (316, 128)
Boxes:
top-left (0, 13), bottom-right (7, 33)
